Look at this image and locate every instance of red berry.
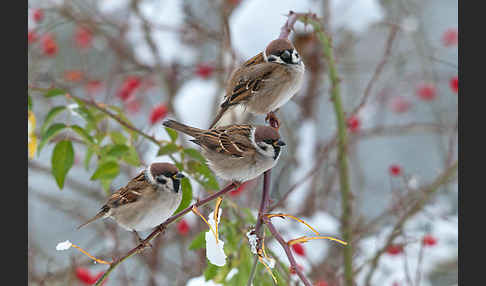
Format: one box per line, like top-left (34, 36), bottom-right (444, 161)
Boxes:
top-left (75, 268), bottom-right (107, 285)
top-left (41, 33), bottom-right (58, 56)
top-left (75, 25), bottom-right (93, 49)
top-left (441, 28), bottom-right (458, 47)
top-left (149, 104), bottom-right (168, 124)
top-left (177, 219), bottom-right (190, 236)
top-left (291, 243), bottom-right (306, 256)
top-left (450, 76), bottom-right (458, 93)
top-left (389, 164), bottom-right (402, 176)
top-left (389, 96), bottom-right (411, 113)
top-left (230, 181), bottom-right (248, 196)
top-left (195, 63), bottom-right (214, 79)
top-left (347, 116), bottom-right (360, 133)
top-left (422, 235), bottom-right (437, 247)
top-left (416, 83), bottom-right (436, 101)
top-left (314, 281), bottom-right (328, 286)
top-left (28, 30), bottom-right (38, 44)
top-left (33, 9), bottom-right (44, 23)
top-left (117, 76), bottom-right (141, 101)
top-left (386, 244), bottom-right (404, 255)
top-left (76, 268), bottom-right (96, 284)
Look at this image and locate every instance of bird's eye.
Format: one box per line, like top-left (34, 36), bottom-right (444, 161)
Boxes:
top-left (157, 177), bottom-right (167, 184)
top-left (281, 51), bottom-right (291, 62)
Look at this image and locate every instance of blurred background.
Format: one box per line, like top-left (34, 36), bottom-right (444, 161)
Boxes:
top-left (28, 0), bottom-right (458, 285)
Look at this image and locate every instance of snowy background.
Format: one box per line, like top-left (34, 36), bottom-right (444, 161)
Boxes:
top-left (28, 0), bottom-right (458, 285)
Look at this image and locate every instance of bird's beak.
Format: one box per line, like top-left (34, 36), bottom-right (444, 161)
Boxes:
top-left (273, 140), bottom-right (286, 147)
top-left (173, 173), bottom-right (185, 179)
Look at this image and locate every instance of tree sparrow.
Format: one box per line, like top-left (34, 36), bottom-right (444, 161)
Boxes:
top-left (210, 38), bottom-right (305, 128)
top-left (77, 163), bottom-right (185, 237)
top-left (163, 120), bottom-right (286, 182)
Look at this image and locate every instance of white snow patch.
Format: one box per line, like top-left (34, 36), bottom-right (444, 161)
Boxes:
top-left (55, 240), bottom-right (72, 251)
top-left (205, 209), bottom-right (227, 267)
top-left (186, 276), bottom-right (222, 286)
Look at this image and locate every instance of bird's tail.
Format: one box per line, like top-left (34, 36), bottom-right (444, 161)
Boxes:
top-left (162, 119), bottom-right (204, 137)
top-left (209, 105), bottom-right (229, 129)
top-left (77, 210), bottom-right (107, 230)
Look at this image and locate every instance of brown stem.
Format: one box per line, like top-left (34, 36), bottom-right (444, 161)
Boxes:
top-left (264, 219), bottom-right (312, 286)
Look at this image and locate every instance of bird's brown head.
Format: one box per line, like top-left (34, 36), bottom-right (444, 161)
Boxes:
top-left (148, 162), bottom-right (185, 193)
top-left (264, 38), bottom-right (301, 65)
top-left (254, 126), bottom-right (286, 160)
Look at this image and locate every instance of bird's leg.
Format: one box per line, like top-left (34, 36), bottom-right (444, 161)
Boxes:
top-left (133, 230), bottom-right (152, 248)
top-left (265, 111), bottom-right (280, 129)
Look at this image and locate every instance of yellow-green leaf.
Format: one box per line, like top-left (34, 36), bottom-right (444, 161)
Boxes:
top-left (173, 177), bottom-right (192, 214)
top-left (70, 125), bottom-right (95, 145)
top-left (43, 88), bottom-right (66, 98)
top-left (41, 106), bottom-right (67, 134)
top-left (38, 123), bottom-right (66, 152)
top-left (157, 143), bottom-right (179, 156)
top-left (91, 161), bottom-right (120, 180)
top-left (51, 140), bottom-right (74, 189)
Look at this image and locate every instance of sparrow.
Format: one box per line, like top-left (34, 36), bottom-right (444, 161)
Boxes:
top-left (163, 119), bottom-right (286, 183)
top-left (209, 38), bottom-right (305, 129)
top-left (77, 162), bottom-right (185, 240)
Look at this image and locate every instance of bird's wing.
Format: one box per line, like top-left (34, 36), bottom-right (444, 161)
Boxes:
top-left (105, 172), bottom-right (153, 208)
top-left (195, 125), bottom-right (256, 157)
top-left (221, 61), bottom-right (277, 108)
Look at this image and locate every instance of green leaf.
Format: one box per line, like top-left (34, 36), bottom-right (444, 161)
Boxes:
top-left (43, 88), bottom-right (66, 98)
top-left (70, 125), bottom-right (95, 145)
top-left (28, 95), bottom-right (32, 110)
top-left (122, 145), bottom-right (140, 166)
top-left (187, 160), bottom-right (219, 190)
top-left (105, 144), bottom-right (130, 158)
top-left (91, 161), bottom-right (120, 180)
top-left (41, 106), bottom-right (67, 135)
top-left (204, 263), bottom-right (220, 281)
top-left (51, 140), bottom-right (74, 189)
top-left (100, 178), bottom-right (113, 194)
top-left (173, 177), bottom-right (193, 214)
top-left (183, 148), bottom-right (206, 163)
top-left (72, 105), bottom-right (96, 124)
top-left (38, 123), bottom-right (67, 152)
top-left (157, 143), bottom-right (179, 156)
top-left (165, 127), bottom-right (178, 142)
top-left (109, 131), bottom-right (127, 145)
top-left (188, 231), bottom-right (205, 250)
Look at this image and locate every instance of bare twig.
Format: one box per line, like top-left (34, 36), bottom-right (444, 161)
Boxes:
top-left (363, 161), bottom-right (458, 286)
top-left (351, 24), bottom-right (399, 116)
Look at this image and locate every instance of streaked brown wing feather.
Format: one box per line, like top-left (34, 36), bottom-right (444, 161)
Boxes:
top-left (105, 172), bottom-right (152, 208)
top-left (222, 63), bottom-right (276, 108)
top-left (195, 125), bottom-right (256, 157)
